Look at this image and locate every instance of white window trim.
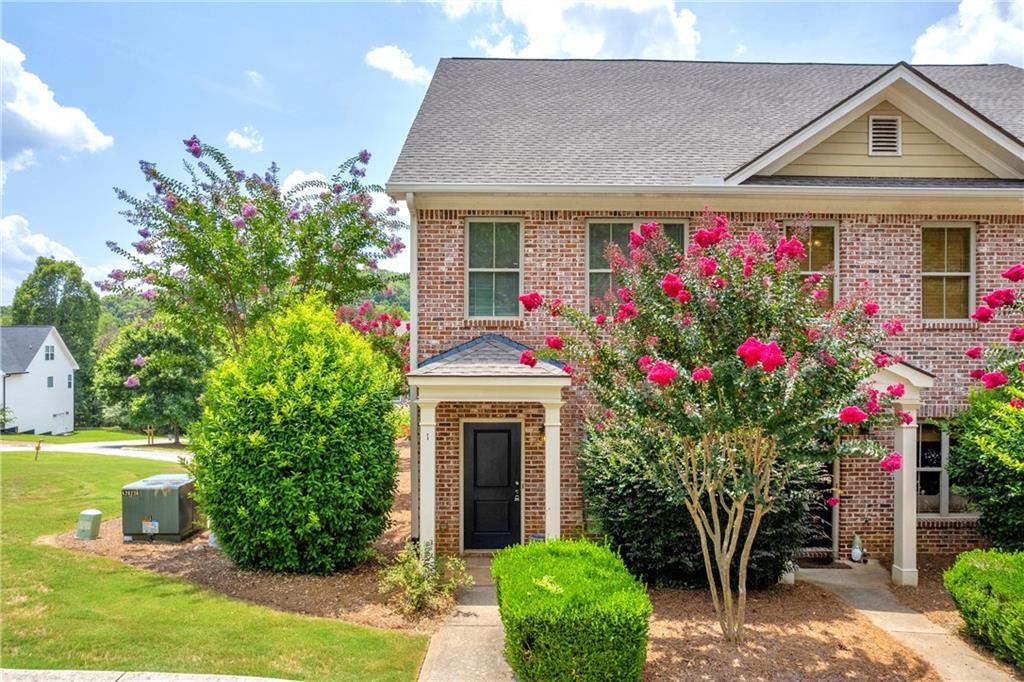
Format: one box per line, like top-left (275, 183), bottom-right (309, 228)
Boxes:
top-left (585, 219), bottom-right (689, 314)
top-left (464, 217), bottom-right (524, 320)
top-left (44, 345), bottom-right (55, 361)
top-left (46, 376), bottom-right (54, 388)
top-left (921, 222), bottom-right (976, 322)
top-left (868, 114), bottom-right (902, 157)
top-left (784, 220), bottom-right (841, 305)
top-left (917, 425), bottom-right (978, 518)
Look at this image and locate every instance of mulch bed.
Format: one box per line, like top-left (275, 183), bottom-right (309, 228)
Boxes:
top-left (40, 440), bottom-right (446, 634)
top-left (646, 582), bottom-right (940, 681)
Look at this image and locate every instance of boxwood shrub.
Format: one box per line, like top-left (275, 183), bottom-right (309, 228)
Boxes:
top-left (944, 549), bottom-right (1024, 668)
top-left (491, 539), bottom-right (652, 681)
top-left (189, 296), bottom-right (399, 574)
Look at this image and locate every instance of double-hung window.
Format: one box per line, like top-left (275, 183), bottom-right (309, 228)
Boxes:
top-left (785, 222), bottom-right (838, 304)
top-left (46, 376), bottom-right (54, 388)
top-left (67, 374), bottom-right (73, 389)
top-left (587, 220), bottom-right (686, 314)
top-left (917, 424), bottom-right (970, 515)
top-left (466, 220), bottom-right (522, 318)
top-left (44, 345), bottom-right (55, 361)
top-left (922, 225), bottom-right (973, 320)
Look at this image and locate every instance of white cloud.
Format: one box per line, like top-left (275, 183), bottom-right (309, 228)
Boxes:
top-left (246, 70), bottom-right (265, 88)
top-left (436, 0), bottom-right (484, 19)
top-left (282, 169), bottom-right (328, 195)
top-left (912, 0), bottom-right (1024, 66)
top-left (1, 39), bottom-right (113, 186)
top-left (734, 43), bottom-right (747, 57)
top-left (464, 1), bottom-right (701, 60)
top-left (1, 215), bottom-right (74, 302)
top-left (225, 125), bottom-right (264, 153)
top-left (365, 46), bottom-right (432, 85)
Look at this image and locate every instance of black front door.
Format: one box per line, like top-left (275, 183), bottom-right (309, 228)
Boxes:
top-left (464, 422), bottom-right (521, 550)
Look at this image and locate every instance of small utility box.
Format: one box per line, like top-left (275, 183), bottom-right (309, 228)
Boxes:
top-left (75, 509), bottom-right (102, 540)
top-left (122, 474), bottom-right (200, 542)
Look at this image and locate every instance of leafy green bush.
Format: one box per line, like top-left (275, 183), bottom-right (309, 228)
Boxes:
top-left (378, 541), bottom-right (473, 614)
top-left (188, 297), bottom-right (399, 574)
top-left (944, 549), bottom-right (1024, 668)
top-left (491, 539), bottom-right (651, 681)
top-left (948, 388), bottom-right (1024, 551)
top-left (581, 432), bottom-right (820, 589)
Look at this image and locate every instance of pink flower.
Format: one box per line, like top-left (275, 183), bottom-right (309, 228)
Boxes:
top-left (759, 342), bottom-right (786, 373)
top-left (747, 231), bottom-right (768, 253)
top-left (839, 406), bottom-right (869, 424)
top-left (676, 288), bottom-right (692, 304)
top-left (969, 368), bottom-right (985, 380)
top-left (972, 306), bottom-right (995, 322)
top-left (132, 355), bottom-right (146, 367)
top-left (1009, 328), bottom-right (1024, 343)
top-left (231, 216), bottom-right (245, 229)
top-left (109, 269), bottom-right (125, 281)
top-left (981, 371), bottom-right (1008, 389)
top-left (1010, 399), bottom-right (1024, 409)
top-left (827, 497), bottom-right (840, 508)
top-left (692, 228), bottom-right (721, 248)
top-left (549, 298), bottom-right (563, 316)
top-left (561, 365), bottom-right (574, 375)
top-left (982, 288), bottom-right (1016, 309)
top-left (519, 350), bottom-right (537, 368)
top-left (596, 421), bottom-right (605, 432)
top-left (545, 335), bottom-right (564, 350)
top-left (880, 452), bottom-right (902, 473)
top-left (595, 314), bottom-right (607, 325)
top-left (614, 301), bottom-right (638, 323)
top-left (123, 375), bottom-right (140, 389)
top-left (887, 383), bottom-right (905, 398)
top-left (1002, 263), bottom-right (1024, 282)
top-left (873, 353), bottom-right (892, 368)
top-left (141, 289), bottom-right (157, 300)
top-left (660, 272), bottom-right (683, 298)
top-left (637, 356), bottom-right (653, 372)
top-left (863, 301), bottom-right (879, 316)
top-left (805, 328), bottom-right (822, 342)
top-left (519, 291), bottom-right (543, 311)
top-left (897, 410), bottom-right (914, 425)
top-left (287, 275), bottom-right (299, 286)
top-left (882, 319), bottom-right (904, 336)
top-left (164, 194), bottom-right (178, 212)
top-left (617, 287), bottom-right (633, 302)
top-left (691, 366), bottom-right (713, 382)
top-left (965, 346), bottom-right (983, 359)
top-left (628, 230), bottom-right (645, 249)
top-left (774, 236), bottom-right (806, 262)
top-left (698, 256), bottom-right (718, 276)
top-left (241, 203), bottom-right (257, 218)
top-left (647, 361), bottom-right (679, 387)
top-left (737, 337), bottom-right (766, 368)
top-left (812, 289), bottom-right (827, 301)
top-left (742, 256), bottom-right (755, 278)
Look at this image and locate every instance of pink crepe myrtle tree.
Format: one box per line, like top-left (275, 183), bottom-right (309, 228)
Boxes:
top-left (522, 211), bottom-right (908, 642)
top-left (964, 262), bottom-right (1024, 403)
top-left (335, 300), bottom-right (411, 392)
top-left (103, 136), bottom-right (405, 354)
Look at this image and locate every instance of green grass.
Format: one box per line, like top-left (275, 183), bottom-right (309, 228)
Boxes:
top-left (1, 451), bottom-right (427, 680)
top-left (1, 428), bottom-right (147, 444)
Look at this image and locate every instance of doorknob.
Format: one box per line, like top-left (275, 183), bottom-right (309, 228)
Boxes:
top-left (514, 480), bottom-right (520, 503)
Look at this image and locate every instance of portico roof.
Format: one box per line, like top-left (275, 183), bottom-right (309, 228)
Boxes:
top-left (409, 333), bottom-right (566, 378)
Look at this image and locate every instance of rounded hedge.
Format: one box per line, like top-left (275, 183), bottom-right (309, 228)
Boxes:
top-left (189, 297), bottom-right (399, 574)
top-left (581, 431), bottom-right (819, 589)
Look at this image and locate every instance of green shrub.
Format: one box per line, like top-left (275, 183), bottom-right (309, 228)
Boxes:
top-left (491, 539), bottom-right (652, 682)
top-left (378, 541), bottom-right (473, 614)
top-left (581, 431), bottom-right (820, 589)
top-left (188, 296), bottom-right (399, 574)
top-left (948, 388), bottom-right (1024, 551)
top-left (944, 549), bottom-right (1024, 668)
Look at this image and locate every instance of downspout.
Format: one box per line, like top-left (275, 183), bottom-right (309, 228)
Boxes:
top-left (407, 191), bottom-right (420, 541)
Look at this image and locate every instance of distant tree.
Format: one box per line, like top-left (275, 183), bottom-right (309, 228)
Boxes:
top-left (95, 295), bottom-right (155, 354)
top-left (368, 270), bottom-right (411, 319)
top-left (10, 257), bottom-right (102, 424)
top-left (94, 318), bottom-right (213, 442)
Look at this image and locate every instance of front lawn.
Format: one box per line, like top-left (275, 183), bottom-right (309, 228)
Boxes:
top-left (1, 428), bottom-right (147, 444)
top-left (0, 451), bottom-right (427, 681)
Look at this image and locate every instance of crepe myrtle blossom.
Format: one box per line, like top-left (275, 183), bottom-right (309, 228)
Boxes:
top-left (123, 375), bottom-right (141, 388)
top-left (549, 298), bottom-right (563, 317)
top-left (863, 301), bottom-right (879, 316)
top-left (897, 410), bottom-right (915, 425)
top-left (637, 355), bottom-right (653, 372)
top-left (561, 364), bottom-right (574, 375)
top-left (972, 306), bottom-right (995, 322)
top-left (882, 319), bottom-right (904, 336)
top-left (141, 289), bottom-right (157, 300)
top-left (981, 371), bottom-right (1009, 390)
top-left (839, 405), bottom-right (869, 424)
top-left (519, 350), bottom-right (537, 368)
top-left (518, 291), bottom-right (543, 311)
top-left (109, 269), bottom-right (125, 282)
top-left (982, 288), bottom-right (1016, 309)
top-left (545, 335), bottom-right (564, 350)
top-left (1002, 263), bottom-right (1024, 282)
top-left (647, 361), bottom-right (679, 387)
top-left (1010, 327), bottom-right (1024, 343)
top-left (827, 496), bottom-right (840, 507)
top-left (969, 368), bottom-right (985, 380)
top-left (880, 451), bottom-right (903, 473)
top-left (595, 313), bottom-right (607, 325)
top-left (692, 366), bottom-right (713, 382)
top-left (183, 135), bottom-right (202, 158)
top-left (965, 346), bottom-right (984, 359)
top-left (887, 383), bottom-right (905, 398)
top-left (231, 217), bottom-right (245, 229)
top-left (699, 256), bottom-right (718, 276)
top-left (1010, 399), bottom-right (1024, 409)
top-left (661, 272), bottom-right (683, 298)
top-left (774, 236), bottom-right (806, 262)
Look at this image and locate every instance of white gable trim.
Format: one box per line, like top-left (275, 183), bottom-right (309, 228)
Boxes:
top-left (728, 63), bottom-right (1024, 184)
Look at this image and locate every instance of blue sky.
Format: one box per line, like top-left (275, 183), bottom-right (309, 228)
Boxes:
top-left (2, 1), bottom-right (1022, 303)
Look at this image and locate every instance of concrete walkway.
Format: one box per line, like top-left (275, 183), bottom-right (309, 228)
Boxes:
top-left (418, 557), bottom-right (514, 682)
top-left (0, 439), bottom-right (190, 463)
top-left (1, 671), bottom-right (288, 681)
top-left (800, 560), bottom-right (1015, 682)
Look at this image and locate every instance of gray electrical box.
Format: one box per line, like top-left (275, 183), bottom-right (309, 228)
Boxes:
top-left (122, 474), bottom-right (200, 542)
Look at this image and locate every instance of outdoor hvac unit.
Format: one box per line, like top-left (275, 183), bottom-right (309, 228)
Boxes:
top-left (122, 474), bottom-right (200, 542)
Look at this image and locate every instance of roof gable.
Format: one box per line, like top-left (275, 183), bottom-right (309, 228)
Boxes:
top-left (0, 326), bottom-right (79, 374)
top-left (411, 333), bottom-right (565, 377)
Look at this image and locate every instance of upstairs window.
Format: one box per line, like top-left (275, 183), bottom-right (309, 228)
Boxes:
top-left (44, 345), bottom-right (55, 361)
top-left (917, 424), bottom-right (971, 515)
top-left (587, 221), bottom-right (686, 314)
top-left (922, 225), bottom-right (973, 320)
top-left (785, 222), bottom-right (838, 305)
top-left (47, 376), bottom-right (54, 388)
top-left (466, 220), bottom-right (521, 318)
top-left (868, 115), bottom-right (901, 156)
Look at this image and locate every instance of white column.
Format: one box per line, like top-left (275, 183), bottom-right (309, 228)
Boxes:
top-left (409, 388), bottom-right (419, 538)
top-left (418, 399), bottom-right (437, 557)
top-left (892, 404), bottom-right (919, 587)
top-left (543, 402), bottom-right (563, 540)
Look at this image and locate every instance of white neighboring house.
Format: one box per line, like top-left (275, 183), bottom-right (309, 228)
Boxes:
top-left (1, 326), bottom-right (79, 435)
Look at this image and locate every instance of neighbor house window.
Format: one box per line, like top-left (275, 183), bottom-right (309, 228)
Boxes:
top-left (47, 376), bottom-right (54, 388)
top-left (786, 222), bottom-right (838, 304)
top-left (44, 345), bottom-right (55, 361)
top-left (922, 225), bottom-right (973, 320)
top-left (917, 423), bottom-right (970, 515)
top-left (67, 374), bottom-right (73, 389)
top-left (466, 220), bottom-right (521, 317)
top-left (587, 220), bottom-right (686, 314)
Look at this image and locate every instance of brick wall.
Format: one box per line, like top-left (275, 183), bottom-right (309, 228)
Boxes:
top-left (417, 209), bottom-right (1023, 555)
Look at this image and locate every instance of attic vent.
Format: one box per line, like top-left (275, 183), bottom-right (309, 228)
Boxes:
top-left (868, 115), bottom-right (902, 156)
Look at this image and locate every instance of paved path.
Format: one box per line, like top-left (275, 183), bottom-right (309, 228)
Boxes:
top-left (1, 671), bottom-right (288, 681)
top-left (0, 439), bottom-right (190, 463)
top-left (800, 560), bottom-right (1015, 682)
top-left (418, 557), bottom-right (514, 682)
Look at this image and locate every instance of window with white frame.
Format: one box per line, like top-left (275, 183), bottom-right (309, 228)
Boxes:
top-left (47, 376), bottom-right (54, 388)
top-left (917, 423), bottom-right (971, 515)
top-left (587, 221), bottom-right (686, 314)
top-left (67, 374), bottom-right (73, 389)
top-left (922, 225), bottom-right (973, 320)
top-left (44, 345), bottom-right (55, 361)
top-left (466, 220), bottom-right (521, 317)
top-left (785, 222), bottom-right (838, 305)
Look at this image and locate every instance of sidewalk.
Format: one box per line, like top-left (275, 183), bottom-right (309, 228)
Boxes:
top-left (799, 560), bottom-right (1015, 682)
top-left (417, 556), bottom-right (514, 682)
top-left (1, 671), bottom-right (289, 682)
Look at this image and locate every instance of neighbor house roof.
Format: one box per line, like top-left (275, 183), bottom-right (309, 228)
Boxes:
top-left (409, 333), bottom-right (565, 377)
top-left (1, 326), bottom-right (59, 374)
top-left (388, 59), bottom-right (1024, 189)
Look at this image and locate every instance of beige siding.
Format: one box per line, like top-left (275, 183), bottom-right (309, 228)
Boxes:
top-left (776, 102), bottom-right (995, 178)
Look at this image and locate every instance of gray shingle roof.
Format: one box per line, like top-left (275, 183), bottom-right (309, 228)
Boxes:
top-left (388, 59), bottom-right (1024, 187)
top-left (1, 326), bottom-right (54, 374)
top-left (410, 333), bottom-right (565, 377)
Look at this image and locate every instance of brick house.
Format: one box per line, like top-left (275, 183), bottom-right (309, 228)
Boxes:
top-left (386, 58), bottom-right (1024, 587)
